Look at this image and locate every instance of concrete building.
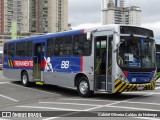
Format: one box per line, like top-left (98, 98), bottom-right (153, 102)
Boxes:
top-left (102, 0), bottom-right (141, 26)
top-left (0, 0), bottom-right (68, 34)
top-left (0, 0), bottom-right (23, 33)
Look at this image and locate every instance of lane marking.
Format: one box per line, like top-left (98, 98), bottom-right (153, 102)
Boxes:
top-left (0, 118), bottom-right (10, 120)
top-left (43, 93), bottom-right (155, 120)
top-left (61, 98), bottom-right (117, 102)
top-left (84, 101), bottom-right (123, 111)
top-left (42, 93), bottom-right (155, 120)
top-left (155, 87), bottom-right (160, 90)
top-left (16, 106), bottom-right (81, 111)
top-left (124, 92), bottom-right (153, 94)
top-left (0, 94), bottom-right (18, 102)
top-left (124, 101), bottom-right (160, 106)
top-left (39, 102), bottom-right (101, 107)
top-left (7, 82), bottom-right (60, 96)
top-left (106, 105), bottom-right (159, 111)
top-left (0, 82), bottom-right (9, 84)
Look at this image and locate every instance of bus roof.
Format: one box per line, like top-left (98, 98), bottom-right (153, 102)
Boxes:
top-left (4, 29), bottom-right (83, 44)
top-left (4, 24), bottom-right (153, 44)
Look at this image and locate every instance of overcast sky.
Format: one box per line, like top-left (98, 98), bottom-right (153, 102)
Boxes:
top-left (68, 0), bottom-right (160, 41)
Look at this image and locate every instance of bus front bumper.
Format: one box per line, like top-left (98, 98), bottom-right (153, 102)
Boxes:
top-left (114, 79), bottom-right (156, 93)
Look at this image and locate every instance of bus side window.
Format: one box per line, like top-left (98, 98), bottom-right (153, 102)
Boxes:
top-left (8, 43), bottom-right (15, 58)
top-left (16, 42), bottom-right (27, 57)
top-left (47, 38), bottom-right (54, 57)
top-left (4, 44), bottom-right (8, 58)
top-left (54, 36), bottom-right (72, 56)
top-left (27, 41), bottom-right (33, 57)
top-left (73, 34), bottom-right (92, 56)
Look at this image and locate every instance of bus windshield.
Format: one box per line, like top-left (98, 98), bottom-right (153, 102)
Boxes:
top-left (118, 36), bottom-right (155, 69)
top-left (156, 44), bottom-right (160, 69)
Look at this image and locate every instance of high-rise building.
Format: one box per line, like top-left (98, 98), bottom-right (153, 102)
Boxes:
top-left (0, 0), bottom-right (68, 34)
top-left (102, 0), bottom-right (141, 26)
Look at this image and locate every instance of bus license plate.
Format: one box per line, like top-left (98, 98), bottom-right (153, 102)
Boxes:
top-left (137, 86), bottom-right (144, 91)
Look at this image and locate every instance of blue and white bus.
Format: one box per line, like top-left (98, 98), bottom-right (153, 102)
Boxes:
top-left (3, 24), bottom-right (156, 97)
top-left (156, 44), bottom-right (160, 79)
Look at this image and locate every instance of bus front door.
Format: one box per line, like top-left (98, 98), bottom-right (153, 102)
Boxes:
top-left (94, 35), bottom-right (113, 91)
top-left (33, 43), bottom-right (45, 81)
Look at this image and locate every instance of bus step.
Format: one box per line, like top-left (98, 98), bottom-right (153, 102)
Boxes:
top-left (96, 89), bottom-right (106, 92)
top-left (95, 89), bottom-right (111, 93)
top-left (34, 79), bottom-right (41, 82)
top-left (97, 82), bottom-right (106, 89)
top-left (36, 82), bottom-right (44, 85)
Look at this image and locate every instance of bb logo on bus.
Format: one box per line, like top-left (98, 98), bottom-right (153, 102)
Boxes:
top-left (61, 61), bottom-right (70, 69)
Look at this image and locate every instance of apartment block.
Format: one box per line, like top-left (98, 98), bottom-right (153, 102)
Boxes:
top-left (102, 0), bottom-right (141, 26)
top-left (0, 0), bottom-right (68, 34)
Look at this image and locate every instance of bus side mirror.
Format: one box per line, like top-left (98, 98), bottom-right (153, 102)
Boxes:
top-left (114, 42), bottom-right (122, 52)
top-left (114, 39), bottom-right (125, 52)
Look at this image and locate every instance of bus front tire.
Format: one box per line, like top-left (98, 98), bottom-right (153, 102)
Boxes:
top-left (77, 77), bottom-right (94, 97)
top-left (21, 71), bottom-right (30, 87)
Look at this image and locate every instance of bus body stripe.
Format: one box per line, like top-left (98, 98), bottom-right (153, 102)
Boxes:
top-left (10, 60), bottom-right (13, 67)
top-left (116, 82), bottom-right (126, 92)
top-left (114, 79), bottom-right (121, 86)
top-left (114, 80), bottom-right (156, 93)
top-left (8, 60), bottom-right (10, 67)
top-left (82, 29), bottom-right (85, 34)
top-left (80, 56), bottom-right (83, 72)
top-left (119, 84), bottom-right (128, 92)
top-left (41, 60), bottom-right (46, 69)
top-left (115, 82), bottom-right (124, 92)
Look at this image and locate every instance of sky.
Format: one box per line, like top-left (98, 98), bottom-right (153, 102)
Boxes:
top-left (68, 0), bottom-right (160, 41)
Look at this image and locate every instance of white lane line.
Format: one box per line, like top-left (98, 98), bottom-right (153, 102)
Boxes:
top-left (0, 94), bottom-right (18, 102)
top-left (124, 92), bottom-right (160, 95)
top-left (7, 82), bottom-right (60, 96)
top-left (142, 92), bottom-right (160, 94)
top-left (0, 118), bottom-right (11, 120)
top-left (43, 93), bottom-right (155, 120)
top-left (41, 101), bottom-right (123, 120)
top-left (134, 117), bottom-right (160, 120)
top-left (0, 82), bottom-right (9, 84)
top-left (42, 94), bottom-right (154, 120)
top-left (39, 102), bottom-right (101, 107)
top-left (61, 98), bottom-right (116, 102)
top-left (124, 101), bottom-right (160, 106)
top-left (16, 106), bottom-right (81, 111)
top-left (106, 105), bottom-right (159, 111)
top-left (155, 87), bottom-right (160, 90)
top-left (124, 91), bottom-right (160, 94)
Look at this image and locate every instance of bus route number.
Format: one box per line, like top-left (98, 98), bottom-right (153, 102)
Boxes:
top-left (61, 61), bottom-right (70, 69)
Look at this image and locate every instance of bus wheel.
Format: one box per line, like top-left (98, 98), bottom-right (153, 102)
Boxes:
top-left (77, 77), bottom-right (94, 97)
top-left (21, 71), bottom-right (30, 87)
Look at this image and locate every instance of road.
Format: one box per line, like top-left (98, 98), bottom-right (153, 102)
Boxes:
top-left (0, 70), bottom-right (160, 120)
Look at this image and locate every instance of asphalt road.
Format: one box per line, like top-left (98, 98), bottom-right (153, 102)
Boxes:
top-left (0, 70), bottom-right (160, 120)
